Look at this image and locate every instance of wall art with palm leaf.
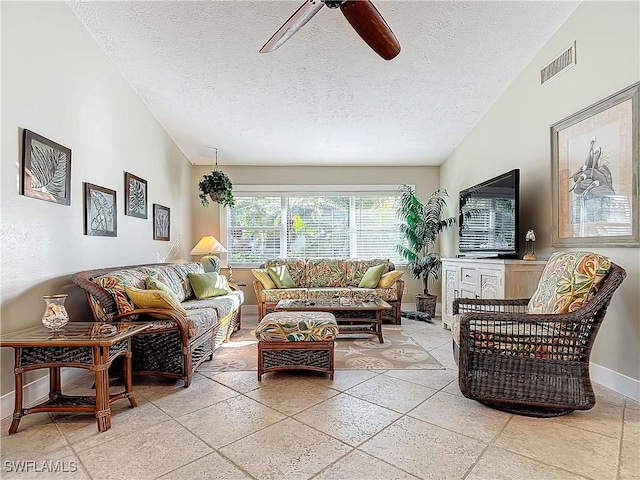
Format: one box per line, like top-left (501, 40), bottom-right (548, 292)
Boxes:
top-left (124, 171), bottom-right (148, 219)
top-left (84, 183), bottom-right (117, 237)
top-left (153, 204), bottom-right (170, 241)
top-left (21, 129), bottom-right (71, 205)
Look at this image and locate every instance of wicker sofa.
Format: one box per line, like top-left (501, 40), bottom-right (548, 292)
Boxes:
top-left (253, 258), bottom-right (404, 324)
top-left (72, 262), bottom-right (243, 387)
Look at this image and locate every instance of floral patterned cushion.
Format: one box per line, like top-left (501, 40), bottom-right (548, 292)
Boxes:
top-left (265, 258), bottom-right (306, 287)
top-left (350, 287), bottom-right (398, 302)
top-left (94, 269), bottom-right (148, 315)
top-left (255, 311), bottom-right (338, 342)
top-left (306, 288), bottom-right (352, 300)
top-left (182, 290), bottom-right (244, 319)
top-left (142, 309), bottom-right (218, 339)
top-left (306, 259), bottom-right (348, 287)
top-left (262, 288), bottom-right (308, 302)
top-left (345, 259), bottom-right (390, 287)
top-left (451, 315), bottom-right (581, 361)
top-left (527, 251), bottom-right (611, 314)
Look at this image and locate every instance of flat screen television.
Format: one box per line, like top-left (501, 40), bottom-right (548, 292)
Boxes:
top-left (458, 169), bottom-right (520, 257)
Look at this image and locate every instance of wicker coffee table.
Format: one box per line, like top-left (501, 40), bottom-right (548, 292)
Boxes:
top-left (275, 299), bottom-right (392, 343)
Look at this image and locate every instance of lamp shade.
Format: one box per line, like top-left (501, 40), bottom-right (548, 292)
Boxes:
top-left (189, 236), bottom-right (227, 255)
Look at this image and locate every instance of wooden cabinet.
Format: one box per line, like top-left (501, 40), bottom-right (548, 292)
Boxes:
top-left (441, 258), bottom-right (546, 329)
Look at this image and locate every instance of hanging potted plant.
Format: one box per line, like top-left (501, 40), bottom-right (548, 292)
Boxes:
top-left (198, 148), bottom-right (235, 208)
top-left (396, 185), bottom-right (455, 317)
top-left (198, 170), bottom-right (235, 207)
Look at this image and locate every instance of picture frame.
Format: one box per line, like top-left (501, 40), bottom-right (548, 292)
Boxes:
top-left (84, 183), bottom-right (117, 237)
top-left (21, 129), bottom-right (72, 205)
top-left (153, 204), bottom-right (170, 241)
top-left (551, 82), bottom-right (639, 247)
top-left (124, 172), bottom-right (148, 219)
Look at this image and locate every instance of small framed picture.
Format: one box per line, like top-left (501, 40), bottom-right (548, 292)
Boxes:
top-left (84, 183), bottom-right (117, 237)
top-left (153, 204), bottom-right (170, 241)
top-left (22, 129), bottom-right (72, 205)
top-left (124, 172), bottom-right (147, 219)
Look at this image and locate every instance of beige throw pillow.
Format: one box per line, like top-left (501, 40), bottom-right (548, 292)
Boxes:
top-left (251, 269), bottom-right (277, 289)
top-left (377, 270), bottom-right (404, 288)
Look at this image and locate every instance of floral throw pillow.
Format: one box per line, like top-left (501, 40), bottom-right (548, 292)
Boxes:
top-left (527, 251), bottom-right (611, 314)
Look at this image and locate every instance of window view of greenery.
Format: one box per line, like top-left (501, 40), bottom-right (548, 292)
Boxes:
top-left (227, 193), bottom-right (403, 265)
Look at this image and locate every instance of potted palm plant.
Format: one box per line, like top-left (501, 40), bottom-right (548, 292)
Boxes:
top-left (397, 185), bottom-right (455, 317)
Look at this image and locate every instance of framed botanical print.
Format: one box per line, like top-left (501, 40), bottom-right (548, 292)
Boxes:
top-left (153, 204), bottom-right (170, 241)
top-left (124, 172), bottom-right (147, 219)
top-left (551, 82), bottom-right (639, 247)
top-left (84, 183), bottom-right (117, 237)
top-left (22, 129), bottom-right (72, 205)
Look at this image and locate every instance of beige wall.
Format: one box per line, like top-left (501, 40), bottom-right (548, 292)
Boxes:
top-left (440, 1), bottom-right (640, 381)
top-left (0, 3), bottom-right (193, 395)
top-left (191, 165), bottom-right (442, 305)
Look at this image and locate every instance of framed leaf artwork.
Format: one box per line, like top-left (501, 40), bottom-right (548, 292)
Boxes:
top-left (153, 204), bottom-right (170, 241)
top-left (84, 183), bottom-right (117, 237)
top-left (124, 172), bottom-right (148, 219)
top-left (21, 129), bottom-right (72, 205)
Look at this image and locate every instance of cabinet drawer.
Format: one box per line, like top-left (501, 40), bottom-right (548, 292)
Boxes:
top-left (460, 267), bottom-right (476, 285)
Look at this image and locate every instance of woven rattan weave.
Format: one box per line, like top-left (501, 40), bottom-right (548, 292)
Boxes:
top-left (72, 263), bottom-right (242, 387)
top-left (454, 262), bottom-right (626, 417)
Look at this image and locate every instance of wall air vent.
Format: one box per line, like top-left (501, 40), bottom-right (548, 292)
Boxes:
top-left (541, 42), bottom-right (576, 85)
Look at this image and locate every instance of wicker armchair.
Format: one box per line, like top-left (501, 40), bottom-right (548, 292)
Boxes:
top-left (453, 261), bottom-right (626, 417)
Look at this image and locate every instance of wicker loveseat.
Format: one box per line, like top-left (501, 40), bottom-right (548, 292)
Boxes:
top-left (452, 251), bottom-right (626, 417)
top-left (253, 258), bottom-right (404, 324)
top-left (72, 262), bottom-right (243, 387)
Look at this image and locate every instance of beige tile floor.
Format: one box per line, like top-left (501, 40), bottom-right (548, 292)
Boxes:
top-left (1, 316), bottom-right (638, 480)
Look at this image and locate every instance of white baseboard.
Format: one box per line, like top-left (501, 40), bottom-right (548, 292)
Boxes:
top-left (590, 362), bottom-right (640, 402)
top-left (1, 369), bottom-right (87, 420)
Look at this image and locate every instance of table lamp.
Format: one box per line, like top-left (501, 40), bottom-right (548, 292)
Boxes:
top-left (190, 236), bottom-right (227, 272)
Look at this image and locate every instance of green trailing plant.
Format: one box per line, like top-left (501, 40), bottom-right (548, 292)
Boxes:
top-left (198, 170), bottom-right (235, 208)
top-left (396, 185), bottom-right (455, 295)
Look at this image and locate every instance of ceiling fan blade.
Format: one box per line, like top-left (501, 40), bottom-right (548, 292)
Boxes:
top-left (260, 0), bottom-right (325, 53)
top-left (340, 0), bottom-right (401, 60)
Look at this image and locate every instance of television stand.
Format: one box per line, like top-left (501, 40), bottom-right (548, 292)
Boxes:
top-left (441, 258), bottom-right (546, 329)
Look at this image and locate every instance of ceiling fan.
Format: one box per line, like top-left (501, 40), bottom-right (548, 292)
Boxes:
top-left (260, 0), bottom-right (401, 60)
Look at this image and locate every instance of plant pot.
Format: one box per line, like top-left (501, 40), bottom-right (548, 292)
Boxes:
top-left (415, 293), bottom-right (437, 317)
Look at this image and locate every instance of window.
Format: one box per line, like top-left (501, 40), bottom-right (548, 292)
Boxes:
top-left (224, 186), bottom-right (405, 266)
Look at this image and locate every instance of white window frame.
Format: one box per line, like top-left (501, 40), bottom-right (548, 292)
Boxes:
top-left (220, 184), bottom-right (408, 267)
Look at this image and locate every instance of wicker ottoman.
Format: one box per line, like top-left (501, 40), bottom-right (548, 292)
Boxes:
top-left (255, 311), bottom-right (339, 380)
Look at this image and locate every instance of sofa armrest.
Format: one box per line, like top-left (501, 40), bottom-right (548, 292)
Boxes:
top-left (394, 279), bottom-right (404, 303)
top-left (113, 308), bottom-right (193, 340)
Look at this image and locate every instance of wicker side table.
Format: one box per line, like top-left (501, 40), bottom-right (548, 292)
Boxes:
top-left (1, 322), bottom-right (149, 434)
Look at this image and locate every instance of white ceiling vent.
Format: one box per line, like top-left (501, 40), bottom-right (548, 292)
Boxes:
top-left (541, 41), bottom-right (576, 85)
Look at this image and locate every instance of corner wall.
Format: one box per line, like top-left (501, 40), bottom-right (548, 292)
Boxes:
top-left (440, 1), bottom-right (640, 392)
top-left (0, 3), bottom-right (193, 397)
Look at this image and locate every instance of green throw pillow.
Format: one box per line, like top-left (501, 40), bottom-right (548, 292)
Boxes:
top-left (145, 277), bottom-right (180, 303)
top-left (267, 265), bottom-right (296, 289)
top-left (358, 264), bottom-right (386, 288)
top-left (187, 272), bottom-right (231, 299)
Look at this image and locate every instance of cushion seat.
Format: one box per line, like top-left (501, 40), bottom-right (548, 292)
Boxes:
top-left (255, 311), bottom-right (338, 342)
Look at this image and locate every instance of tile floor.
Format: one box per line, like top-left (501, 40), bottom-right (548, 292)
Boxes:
top-left (1, 316), bottom-right (638, 480)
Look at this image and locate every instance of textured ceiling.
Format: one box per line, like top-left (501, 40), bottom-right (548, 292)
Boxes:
top-left (68, 1), bottom-right (579, 166)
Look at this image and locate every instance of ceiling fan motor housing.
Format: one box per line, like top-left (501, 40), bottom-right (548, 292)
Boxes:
top-left (324, 0), bottom-right (348, 9)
